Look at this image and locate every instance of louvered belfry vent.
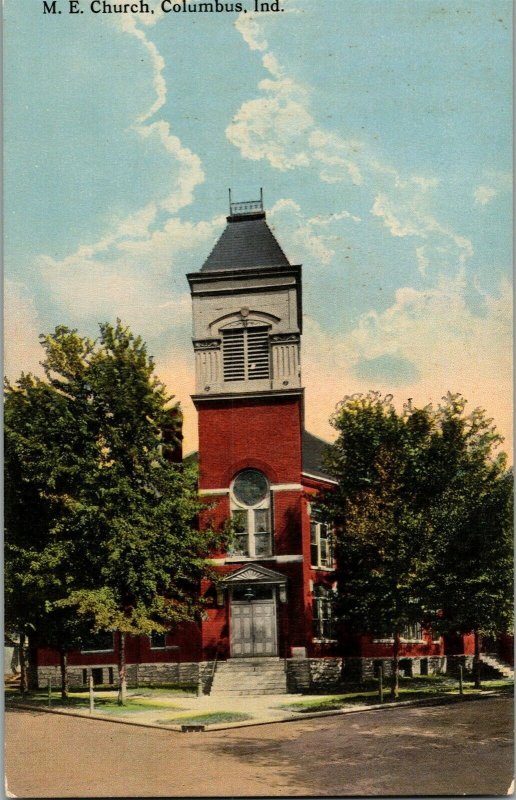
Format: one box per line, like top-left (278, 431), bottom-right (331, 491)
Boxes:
top-left (223, 327), bottom-right (270, 382)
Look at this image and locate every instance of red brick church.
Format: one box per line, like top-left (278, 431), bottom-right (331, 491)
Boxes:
top-left (36, 195), bottom-right (477, 692)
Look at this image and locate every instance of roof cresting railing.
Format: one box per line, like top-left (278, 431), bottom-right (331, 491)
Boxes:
top-left (228, 188), bottom-right (264, 216)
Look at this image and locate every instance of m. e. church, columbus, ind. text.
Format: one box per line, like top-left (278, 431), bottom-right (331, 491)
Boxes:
top-left (43, 0), bottom-right (283, 15)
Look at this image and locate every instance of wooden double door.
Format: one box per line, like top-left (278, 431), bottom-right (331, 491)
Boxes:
top-left (230, 586), bottom-right (278, 657)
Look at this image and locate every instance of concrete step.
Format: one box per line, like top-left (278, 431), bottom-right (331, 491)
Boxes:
top-left (480, 654), bottom-right (514, 679)
top-left (210, 658), bottom-right (288, 696)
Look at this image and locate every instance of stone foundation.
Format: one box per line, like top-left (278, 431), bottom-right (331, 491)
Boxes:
top-left (286, 658), bottom-right (343, 692)
top-left (36, 661), bottom-right (215, 692)
top-left (342, 655), bottom-right (447, 682)
top-left (38, 655), bottom-right (451, 692)
top-left (286, 655), bottom-right (448, 690)
top-left (446, 655), bottom-right (475, 677)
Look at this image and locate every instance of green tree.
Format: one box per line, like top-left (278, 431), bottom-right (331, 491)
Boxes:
top-left (318, 392), bottom-right (444, 697)
top-left (424, 395), bottom-right (513, 687)
top-left (5, 321), bottom-right (223, 702)
top-left (5, 372), bottom-right (93, 695)
top-left (317, 391), bottom-right (512, 697)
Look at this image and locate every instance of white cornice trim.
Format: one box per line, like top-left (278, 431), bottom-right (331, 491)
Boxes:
top-left (302, 471), bottom-right (338, 485)
top-left (208, 555), bottom-right (303, 566)
top-left (200, 483), bottom-right (302, 496)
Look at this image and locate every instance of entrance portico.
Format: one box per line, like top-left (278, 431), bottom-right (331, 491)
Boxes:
top-left (220, 564), bottom-right (287, 658)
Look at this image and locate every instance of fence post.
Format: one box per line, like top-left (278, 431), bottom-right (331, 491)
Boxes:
top-left (89, 673), bottom-right (94, 714)
top-left (458, 665), bottom-right (463, 696)
top-left (378, 665), bottom-right (384, 704)
top-left (48, 676), bottom-right (52, 707)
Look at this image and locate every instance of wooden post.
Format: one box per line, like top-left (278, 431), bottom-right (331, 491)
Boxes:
top-left (378, 664), bottom-right (384, 704)
top-left (89, 673), bottom-right (94, 714)
top-left (48, 676), bottom-right (52, 707)
top-left (459, 665), bottom-right (464, 696)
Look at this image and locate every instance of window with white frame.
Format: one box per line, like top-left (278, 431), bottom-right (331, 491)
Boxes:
top-left (400, 622), bottom-right (423, 641)
top-left (374, 622), bottom-right (424, 644)
top-left (312, 584), bottom-right (335, 640)
top-left (310, 520), bottom-right (333, 568)
top-left (230, 469), bottom-right (272, 558)
top-left (222, 327), bottom-right (270, 382)
top-left (80, 631), bottom-right (114, 653)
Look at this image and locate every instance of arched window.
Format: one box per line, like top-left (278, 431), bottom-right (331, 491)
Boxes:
top-left (230, 469), bottom-right (272, 558)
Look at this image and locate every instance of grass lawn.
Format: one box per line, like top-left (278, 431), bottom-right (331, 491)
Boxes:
top-left (156, 711), bottom-right (252, 727)
top-left (279, 677), bottom-right (513, 714)
top-left (5, 688), bottom-right (188, 713)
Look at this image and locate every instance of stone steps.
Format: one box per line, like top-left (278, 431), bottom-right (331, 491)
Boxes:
top-left (210, 658), bottom-right (288, 696)
top-left (480, 653), bottom-right (514, 679)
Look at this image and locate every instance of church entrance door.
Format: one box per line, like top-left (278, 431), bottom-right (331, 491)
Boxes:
top-left (230, 586), bottom-right (277, 657)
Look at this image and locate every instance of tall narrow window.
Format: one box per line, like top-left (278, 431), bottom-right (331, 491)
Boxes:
top-left (310, 520), bottom-right (333, 568)
top-left (229, 469), bottom-right (272, 558)
top-left (222, 327), bottom-right (270, 382)
top-left (312, 584), bottom-right (335, 640)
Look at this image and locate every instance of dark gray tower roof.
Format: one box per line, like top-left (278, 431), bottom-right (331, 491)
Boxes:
top-left (201, 211), bottom-right (291, 272)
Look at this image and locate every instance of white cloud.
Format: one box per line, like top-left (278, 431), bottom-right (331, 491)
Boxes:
top-left (270, 199), bottom-right (341, 265)
top-left (308, 210), bottom-right (361, 226)
top-left (371, 193), bottom-right (423, 238)
top-left (4, 281), bottom-right (44, 380)
top-left (120, 16), bottom-right (167, 123)
top-left (473, 171), bottom-right (511, 206)
top-left (302, 275), bottom-right (513, 460)
top-left (234, 12), bottom-right (269, 52)
top-left (474, 185), bottom-right (497, 206)
top-left (39, 215), bottom-right (221, 336)
top-left (225, 54), bottom-right (314, 171)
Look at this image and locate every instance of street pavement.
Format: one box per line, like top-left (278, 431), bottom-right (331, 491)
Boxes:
top-left (5, 695), bottom-right (513, 797)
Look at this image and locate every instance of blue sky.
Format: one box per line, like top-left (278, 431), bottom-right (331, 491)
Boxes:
top-left (5, 0), bottom-right (512, 457)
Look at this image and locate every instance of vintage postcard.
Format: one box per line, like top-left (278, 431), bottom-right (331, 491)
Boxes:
top-left (4, 0), bottom-right (513, 797)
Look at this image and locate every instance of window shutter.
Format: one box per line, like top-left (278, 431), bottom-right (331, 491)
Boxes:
top-left (246, 328), bottom-right (269, 380)
top-left (222, 327), bottom-right (270, 382)
top-left (223, 329), bottom-right (245, 381)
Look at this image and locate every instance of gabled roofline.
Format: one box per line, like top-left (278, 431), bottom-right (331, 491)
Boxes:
top-left (221, 563), bottom-right (287, 585)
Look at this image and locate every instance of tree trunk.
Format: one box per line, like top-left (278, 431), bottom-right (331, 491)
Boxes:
top-left (19, 632), bottom-right (27, 695)
top-left (117, 632), bottom-right (127, 705)
top-left (27, 635), bottom-right (39, 690)
top-left (473, 630), bottom-right (482, 689)
top-left (59, 650), bottom-right (69, 699)
top-left (390, 630), bottom-right (401, 699)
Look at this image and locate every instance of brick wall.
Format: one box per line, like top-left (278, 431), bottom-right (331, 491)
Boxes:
top-left (197, 396), bottom-right (302, 489)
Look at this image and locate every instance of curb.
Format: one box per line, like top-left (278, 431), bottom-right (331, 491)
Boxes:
top-left (6, 690), bottom-right (506, 733)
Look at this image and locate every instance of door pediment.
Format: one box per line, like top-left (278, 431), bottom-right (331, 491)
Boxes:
top-left (222, 563), bottom-right (287, 586)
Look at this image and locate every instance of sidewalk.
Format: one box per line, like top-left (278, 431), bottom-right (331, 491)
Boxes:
top-left (7, 686), bottom-right (503, 732)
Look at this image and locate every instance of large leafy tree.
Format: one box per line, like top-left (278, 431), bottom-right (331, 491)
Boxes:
top-left (5, 321), bottom-right (222, 702)
top-left (424, 396), bottom-right (513, 687)
top-left (317, 391), bottom-right (512, 697)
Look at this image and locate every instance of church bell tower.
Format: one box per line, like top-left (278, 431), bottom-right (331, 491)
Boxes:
top-left (187, 192), bottom-right (304, 494)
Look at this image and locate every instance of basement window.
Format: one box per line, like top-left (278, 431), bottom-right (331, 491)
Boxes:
top-left (222, 327), bottom-right (270, 382)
